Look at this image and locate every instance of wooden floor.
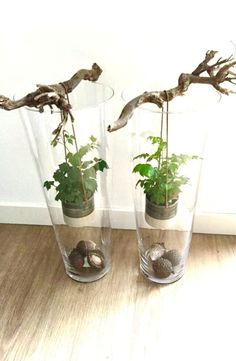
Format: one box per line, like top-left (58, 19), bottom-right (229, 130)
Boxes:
top-left (0, 224), bottom-right (236, 361)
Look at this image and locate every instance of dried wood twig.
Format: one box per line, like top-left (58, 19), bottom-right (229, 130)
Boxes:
top-left (107, 50), bottom-right (236, 132)
top-left (0, 63), bottom-right (102, 141)
top-left (0, 63), bottom-right (102, 112)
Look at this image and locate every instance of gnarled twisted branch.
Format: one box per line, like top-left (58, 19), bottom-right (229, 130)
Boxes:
top-left (107, 50), bottom-right (236, 132)
top-left (0, 63), bottom-right (102, 141)
top-left (0, 63), bottom-right (102, 112)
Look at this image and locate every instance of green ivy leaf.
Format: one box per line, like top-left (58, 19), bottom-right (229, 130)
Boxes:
top-left (81, 160), bottom-right (93, 169)
top-left (43, 180), bottom-right (54, 190)
top-left (90, 135), bottom-right (97, 143)
top-left (133, 153), bottom-right (149, 160)
top-left (84, 167), bottom-right (96, 180)
top-left (133, 164), bottom-right (155, 177)
top-left (95, 159), bottom-right (109, 172)
top-left (78, 144), bottom-right (92, 159)
top-left (132, 135), bottom-right (200, 205)
top-left (67, 138), bottom-right (74, 145)
top-left (46, 135), bottom-right (109, 204)
top-left (85, 178), bottom-right (97, 193)
top-left (59, 162), bottom-right (71, 173)
top-left (147, 136), bottom-right (162, 144)
top-left (67, 152), bottom-right (82, 167)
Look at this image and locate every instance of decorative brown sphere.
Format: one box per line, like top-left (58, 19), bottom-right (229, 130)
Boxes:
top-left (152, 257), bottom-right (173, 278)
top-left (148, 243), bottom-right (165, 261)
top-left (69, 249), bottom-right (84, 271)
top-left (75, 240), bottom-right (96, 257)
top-left (87, 249), bottom-right (105, 269)
top-left (163, 249), bottom-right (182, 267)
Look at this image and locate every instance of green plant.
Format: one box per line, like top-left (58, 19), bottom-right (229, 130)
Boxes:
top-left (44, 133), bottom-right (108, 204)
top-left (133, 136), bottom-right (199, 206)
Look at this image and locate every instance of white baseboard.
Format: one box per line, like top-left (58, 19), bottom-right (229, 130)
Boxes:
top-left (0, 203), bottom-right (235, 235)
top-left (0, 202), bottom-right (52, 225)
top-left (192, 213), bottom-right (236, 235)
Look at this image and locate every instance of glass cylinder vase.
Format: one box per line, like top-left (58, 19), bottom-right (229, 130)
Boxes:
top-left (21, 81), bottom-right (114, 283)
top-left (123, 85), bottom-right (219, 284)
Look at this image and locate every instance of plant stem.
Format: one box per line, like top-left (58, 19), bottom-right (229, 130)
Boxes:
top-left (160, 106), bottom-right (164, 139)
top-left (79, 167), bottom-right (88, 202)
top-left (159, 106), bottom-right (164, 169)
top-left (64, 92), bottom-right (88, 204)
top-left (62, 128), bottom-right (67, 162)
top-left (70, 113), bottom-right (79, 153)
top-left (69, 108), bottom-right (88, 203)
top-left (165, 93), bottom-right (169, 207)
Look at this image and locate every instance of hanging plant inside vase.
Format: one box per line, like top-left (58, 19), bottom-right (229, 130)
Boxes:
top-left (0, 63), bottom-right (114, 282)
top-left (107, 50), bottom-right (236, 230)
top-left (44, 130), bottom-right (108, 226)
top-left (38, 79), bottom-right (109, 227)
top-left (107, 50), bottom-right (236, 283)
top-left (132, 95), bottom-right (200, 225)
top-left (133, 135), bottom-right (199, 222)
top-left (0, 62), bottom-right (106, 228)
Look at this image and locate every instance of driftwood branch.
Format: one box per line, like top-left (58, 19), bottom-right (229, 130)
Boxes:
top-left (0, 63), bottom-right (102, 112)
top-left (107, 50), bottom-right (236, 132)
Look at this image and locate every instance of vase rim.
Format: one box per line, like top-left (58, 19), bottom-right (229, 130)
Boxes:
top-left (16, 81), bottom-right (114, 113)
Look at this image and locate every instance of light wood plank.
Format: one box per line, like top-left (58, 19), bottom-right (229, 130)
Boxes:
top-left (0, 224), bottom-right (236, 361)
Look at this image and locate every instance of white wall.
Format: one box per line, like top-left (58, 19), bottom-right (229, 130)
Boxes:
top-left (0, 0), bottom-right (236, 234)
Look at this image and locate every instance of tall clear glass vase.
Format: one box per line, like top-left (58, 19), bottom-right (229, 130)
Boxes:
top-left (123, 86), bottom-right (219, 284)
top-left (21, 82), bottom-right (114, 283)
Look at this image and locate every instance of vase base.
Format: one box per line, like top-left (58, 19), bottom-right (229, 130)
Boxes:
top-left (66, 266), bottom-right (110, 283)
top-left (141, 268), bottom-right (185, 284)
top-left (140, 250), bottom-right (185, 284)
